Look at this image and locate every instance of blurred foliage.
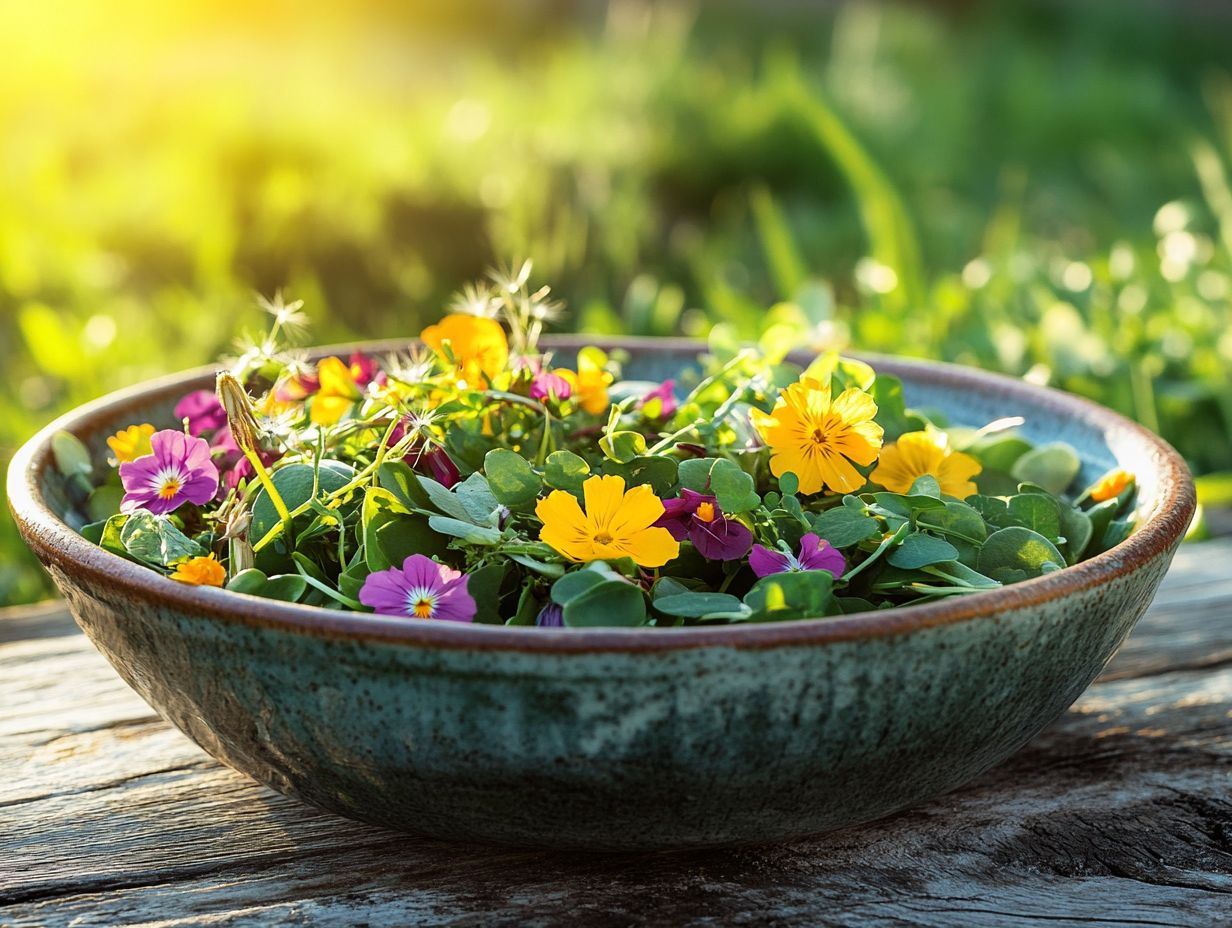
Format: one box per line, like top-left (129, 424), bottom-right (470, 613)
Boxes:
top-left (3, 0), bottom-right (1232, 603)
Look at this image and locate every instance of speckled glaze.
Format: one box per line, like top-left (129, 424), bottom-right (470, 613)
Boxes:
top-left (8, 338), bottom-right (1195, 849)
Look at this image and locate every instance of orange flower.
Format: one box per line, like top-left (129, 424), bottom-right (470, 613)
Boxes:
top-left (751, 377), bottom-right (883, 495)
top-left (420, 314), bottom-right (509, 385)
top-left (871, 430), bottom-right (982, 499)
top-left (536, 475), bottom-right (679, 568)
top-left (107, 424), bottom-right (155, 462)
top-left (1090, 468), bottom-right (1133, 502)
top-left (169, 554), bottom-right (226, 587)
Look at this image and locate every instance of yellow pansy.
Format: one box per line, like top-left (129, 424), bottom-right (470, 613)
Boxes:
top-left (559, 346), bottom-right (612, 416)
top-left (536, 474), bottom-right (679, 568)
top-left (871, 430), bottom-right (982, 499)
top-left (107, 423), bottom-right (156, 462)
top-left (750, 377), bottom-right (884, 496)
top-left (169, 554), bottom-right (226, 587)
top-left (420, 313), bottom-right (509, 386)
top-left (310, 356), bottom-right (362, 426)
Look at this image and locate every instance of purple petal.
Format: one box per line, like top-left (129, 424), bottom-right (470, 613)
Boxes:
top-left (174, 390), bottom-right (227, 436)
top-left (181, 473), bottom-right (221, 506)
top-left (359, 570), bottom-right (412, 615)
top-left (749, 544), bottom-right (790, 578)
top-left (796, 533), bottom-right (847, 578)
top-left (639, 379), bottom-right (678, 418)
top-left (399, 554), bottom-right (449, 593)
top-left (349, 351), bottom-right (379, 388)
top-left (432, 575), bottom-right (477, 623)
top-left (689, 516), bottom-right (753, 561)
top-left (536, 603), bottom-right (564, 627)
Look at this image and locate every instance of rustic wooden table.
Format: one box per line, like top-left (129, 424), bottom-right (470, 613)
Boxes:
top-left (2, 539), bottom-right (1230, 927)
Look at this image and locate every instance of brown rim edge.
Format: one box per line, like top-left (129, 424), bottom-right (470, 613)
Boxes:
top-left (7, 336), bottom-right (1196, 653)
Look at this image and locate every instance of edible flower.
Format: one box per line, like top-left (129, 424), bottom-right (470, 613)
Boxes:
top-left (169, 554), bottom-right (226, 587)
top-left (639, 379), bottom-right (678, 420)
top-left (558, 346), bottom-right (612, 415)
top-left (529, 368), bottom-right (573, 403)
top-left (106, 424), bottom-right (155, 462)
top-left (119, 430), bottom-right (220, 514)
top-left (536, 603), bottom-right (565, 627)
top-left (310, 356), bottom-right (363, 426)
top-left (871, 430), bottom-right (981, 499)
top-left (1089, 468), bottom-right (1133, 502)
top-left (655, 488), bottom-right (752, 560)
top-left (536, 474), bottom-right (680, 568)
top-left (751, 377), bottom-right (883, 495)
top-left (174, 390), bottom-right (228, 437)
top-left (359, 554), bottom-right (476, 622)
top-left (420, 313), bottom-right (509, 385)
top-left (749, 533), bottom-right (846, 579)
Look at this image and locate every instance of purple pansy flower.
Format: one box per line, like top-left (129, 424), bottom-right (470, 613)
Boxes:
top-left (639, 379), bottom-right (678, 419)
top-left (655, 488), bottom-right (752, 561)
top-left (359, 554), bottom-right (476, 622)
top-left (536, 603), bottom-right (564, 627)
top-left (749, 533), bottom-right (846, 579)
top-left (119, 430), bottom-right (221, 515)
top-left (174, 390), bottom-right (228, 437)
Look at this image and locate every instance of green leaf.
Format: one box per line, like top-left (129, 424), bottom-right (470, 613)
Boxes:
top-left (544, 451), bottom-right (591, 495)
top-left (120, 511), bottom-right (207, 566)
top-left (378, 460), bottom-right (432, 510)
top-left (427, 516), bottom-right (502, 545)
top-left (455, 472), bottom-right (503, 523)
top-left (977, 526), bottom-right (1066, 583)
top-left (653, 591), bottom-right (748, 619)
top-left (467, 562), bottom-right (508, 624)
top-left (811, 505), bottom-right (880, 547)
top-left (563, 580), bottom-right (647, 627)
top-left (778, 472), bottom-right (800, 497)
top-left (52, 430), bottom-right (93, 479)
top-left (417, 476), bottom-right (475, 523)
top-left (1011, 443), bottom-right (1082, 496)
top-left (226, 568), bottom-right (268, 595)
top-left (887, 532), bottom-right (959, 569)
top-left (262, 574), bottom-right (309, 602)
top-left (1007, 494), bottom-right (1061, 543)
top-left (602, 455), bottom-right (678, 496)
top-left (870, 375), bottom-right (912, 442)
top-left (375, 515), bottom-right (450, 569)
top-left (550, 563), bottom-right (620, 604)
top-left (744, 570), bottom-right (836, 622)
top-left (677, 457), bottom-right (721, 493)
top-left (483, 449), bottom-right (542, 508)
top-left (968, 434), bottom-right (1033, 472)
top-left (909, 474), bottom-right (942, 498)
top-left (599, 430), bottom-right (647, 464)
top-left (250, 460), bottom-right (356, 542)
top-left (86, 485), bottom-right (124, 522)
top-left (709, 459), bottom-right (761, 513)
top-left (916, 500), bottom-right (988, 544)
top-left (1058, 505), bottom-right (1094, 564)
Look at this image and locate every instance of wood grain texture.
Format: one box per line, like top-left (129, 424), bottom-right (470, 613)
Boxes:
top-left (2, 539), bottom-right (1230, 927)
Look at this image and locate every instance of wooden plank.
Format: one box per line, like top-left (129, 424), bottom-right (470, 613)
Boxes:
top-left (1, 539), bottom-right (1229, 926)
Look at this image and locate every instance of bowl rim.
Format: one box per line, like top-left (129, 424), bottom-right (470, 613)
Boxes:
top-left (8, 335), bottom-right (1195, 653)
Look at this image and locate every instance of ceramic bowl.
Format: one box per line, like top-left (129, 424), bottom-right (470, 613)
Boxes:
top-left (8, 338), bottom-right (1195, 849)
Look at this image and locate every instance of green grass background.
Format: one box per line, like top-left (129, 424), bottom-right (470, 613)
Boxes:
top-left (3, 0), bottom-right (1231, 604)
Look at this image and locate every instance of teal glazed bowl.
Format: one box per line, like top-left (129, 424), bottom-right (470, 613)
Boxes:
top-left (8, 338), bottom-right (1195, 849)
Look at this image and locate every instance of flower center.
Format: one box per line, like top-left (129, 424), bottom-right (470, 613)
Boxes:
top-left (810, 427), bottom-right (827, 446)
top-left (695, 502), bottom-right (716, 523)
top-left (151, 467), bottom-right (185, 500)
top-left (406, 587), bottom-right (437, 619)
top-left (594, 531), bottom-right (614, 545)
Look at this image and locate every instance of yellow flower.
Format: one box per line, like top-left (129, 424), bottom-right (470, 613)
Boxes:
top-left (1090, 468), bottom-right (1133, 502)
top-left (871, 430), bottom-right (982, 499)
top-left (750, 377), bottom-right (883, 495)
top-left (559, 346), bottom-right (612, 415)
top-left (169, 554), bottom-right (226, 587)
top-left (536, 474), bottom-right (679, 568)
top-left (420, 313), bottom-right (509, 385)
top-left (107, 423), bottom-right (156, 462)
top-left (310, 356), bottom-right (362, 426)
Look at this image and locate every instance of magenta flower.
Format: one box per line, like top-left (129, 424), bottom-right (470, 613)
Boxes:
top-left (119, 430), bottom-right (221, 515)
top-left (174, 390), bottom-right (228, 437)
top-left (749, 533), bottom-right (846, 579)
top-left (359, 555), bottom-right (476, 622)
top-left (655, 488), bottom-right (752, 561)
top-left (210, 425), bottom-right (281, 492)
top-left (348, 351), bottom-right (381, 389)
top-left (406, 442), bottom-right (461, 489)
top-left (530, 369), bottom-right (573, 403)
top-left (639, 379), bottom-right (678, 419)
